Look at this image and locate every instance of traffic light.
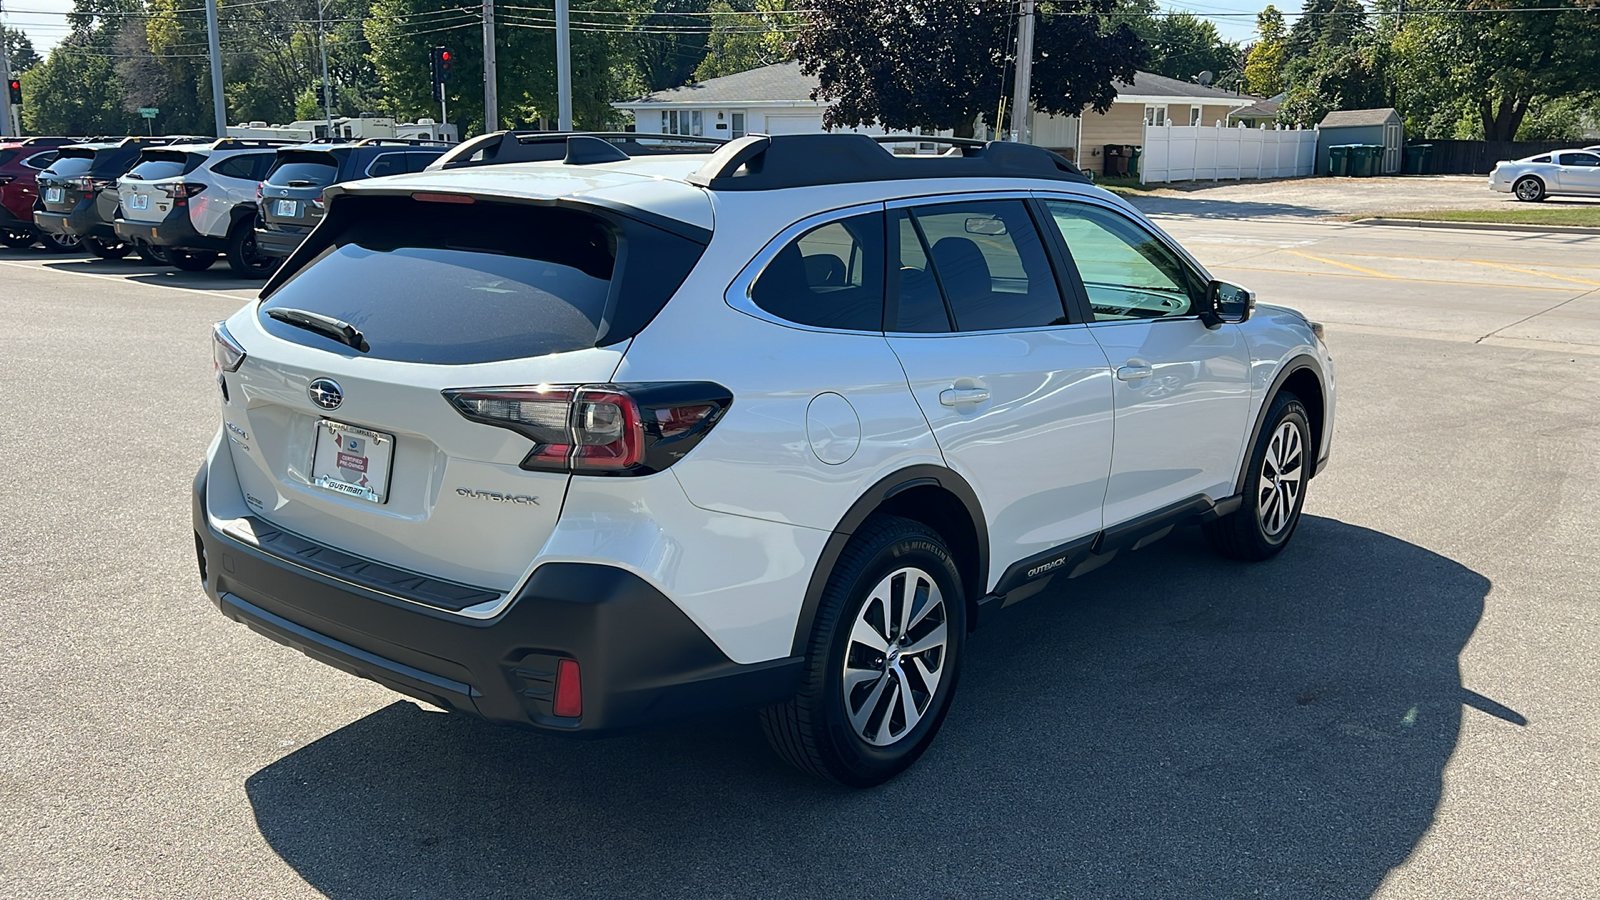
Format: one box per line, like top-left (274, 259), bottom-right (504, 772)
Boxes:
top-left (430, 47), bottom-right (452, 102)
top-left (6, 79), bottom-right (19, 106)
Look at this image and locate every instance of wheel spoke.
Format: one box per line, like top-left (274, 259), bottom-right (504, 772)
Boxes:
top-left (901, 619), bottom-right (947, 657)
top-left (911, 655), bottom-right (942, 700)
top-left (843, 666), bottom-right (880, 694)
top-left (849, 672), bottom-right (891, 735)
top-left (895, 573), bottom-right (916, 637)
top-left (849, 610), bottom-right (889, 654)
top-left (892, 667), bottom-right (922, 735)
top-left (907, 576), bottom-right (941, 630)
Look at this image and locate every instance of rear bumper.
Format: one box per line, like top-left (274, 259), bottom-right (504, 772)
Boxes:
top-left (193, 465), bottom-right (802, 735)
top-left (115, 208), bottom-right (224, 251)
top-left (254, 221), bottom-right (310, 258)
top-left (34, 203), bottom-right (116, 240)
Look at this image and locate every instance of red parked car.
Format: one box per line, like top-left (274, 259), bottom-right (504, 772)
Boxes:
top-left (1, 137), bottom-right (80, 249)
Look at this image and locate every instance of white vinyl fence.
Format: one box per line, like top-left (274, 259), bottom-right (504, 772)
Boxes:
top-left (1138, 122), bottom-right (1319, 184)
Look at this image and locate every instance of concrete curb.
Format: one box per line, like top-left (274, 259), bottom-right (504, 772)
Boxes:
top-left (1353, 217), bottom-right (1600, 235)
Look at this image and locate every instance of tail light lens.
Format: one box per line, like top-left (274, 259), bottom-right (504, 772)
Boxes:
top-left (255, 181), bottom-right (263, 201)
top-left (213, 321), bottom-right (246, 379)
top-left (160, 182), bottom-right (207, 205)
top-left (443, 382), bottom-right (732, 476)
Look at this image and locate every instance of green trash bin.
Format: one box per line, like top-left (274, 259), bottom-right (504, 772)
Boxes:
top-left (1328, 144), bottom-right (1350, 176)
top-left (1403, 145), bottom-right (1426, 175)
top-left (1353, 145), bottom-right (1380, 177)
top-left (1129, 146), bottom-right (1142, 179)
top-left (1415, 143), bottom-right (1433, 175)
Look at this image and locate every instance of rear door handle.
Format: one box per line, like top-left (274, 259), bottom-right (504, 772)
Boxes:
top-left (1116, 364), bottom-right (1154, 382)
top-left (939, 388), bottom-right (991, 407)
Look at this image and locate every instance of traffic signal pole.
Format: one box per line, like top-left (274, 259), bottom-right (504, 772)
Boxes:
top-left (482, 0), bottom-right (498, 132)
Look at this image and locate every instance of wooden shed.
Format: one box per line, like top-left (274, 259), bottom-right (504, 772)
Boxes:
top-left (1315, 108), bottom-right (1404, 174)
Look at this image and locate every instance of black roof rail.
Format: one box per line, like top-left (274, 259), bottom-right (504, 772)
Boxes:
top-left (208, 137), bottom-right (301, 148)
top-left (432, 130), bottom-right (725, 170)
top-left (685, 134), bottom-right (1090, 191)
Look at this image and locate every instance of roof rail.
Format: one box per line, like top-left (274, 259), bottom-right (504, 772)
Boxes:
top-left (432, 130), bottom-right (725, 170)
top-left (686, 134), bottom-right (1090, 191)
top-left (207, 137), bottom-right (301, 148)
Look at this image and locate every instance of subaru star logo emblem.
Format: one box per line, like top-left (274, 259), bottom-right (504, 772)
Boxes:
top-left (308, 378), bottom-right (343, 410)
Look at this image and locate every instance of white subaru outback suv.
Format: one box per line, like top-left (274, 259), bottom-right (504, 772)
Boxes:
top-left (115, 138), bottom-right (287, 276)
top-left (194, 132), bottom-right (1335, 787)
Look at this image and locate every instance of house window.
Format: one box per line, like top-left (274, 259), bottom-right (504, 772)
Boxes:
top-left (660, 110), bottom-right (702, 135)
top-left (660, 111), bottom-right (669, 133)
top-left (918, 126), bottom-right (936, 154)
top-left (731, 112), bottom-right (746, 138)
top-left (1143, 106), bottom-right (1166, 127)
top-left (1190, 106), bottom-right (1202, 126)
top-left (691, 110), bottom-right (703, 136)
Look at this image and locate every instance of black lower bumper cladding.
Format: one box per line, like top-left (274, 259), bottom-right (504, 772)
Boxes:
top-left (192, 467), bottom-right (801, 735)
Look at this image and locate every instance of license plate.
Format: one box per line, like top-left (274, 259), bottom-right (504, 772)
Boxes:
top-left (130, 194), bottom-right (149, 210)
top-left (275, 199), bottom-right (299, 217)
top-left (45, 187), bottom-right (63, 203)
top-left (311, 420), bottom-right (394, 504)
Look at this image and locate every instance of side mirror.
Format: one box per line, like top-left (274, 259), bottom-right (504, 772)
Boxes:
top-left (1198, 279), bottom-right (1255, 329)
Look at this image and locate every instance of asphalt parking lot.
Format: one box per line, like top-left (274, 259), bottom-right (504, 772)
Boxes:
top-left (1126, 173), bottom-right (1600, 220)
top-left (2, 219), bottom-right (1598, 899)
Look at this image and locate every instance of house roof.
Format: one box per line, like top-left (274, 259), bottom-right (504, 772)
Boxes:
top-left (1228, 99), bottom-right (1281, 120)
top-left (623, 60), bottom-right (818, 106)
top-left (1318, 108), bottom-right (1402, 128)
top-left (618, 61), bottom-right (1251, 108)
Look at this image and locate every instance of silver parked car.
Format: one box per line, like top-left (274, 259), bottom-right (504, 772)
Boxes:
top-left (1490, 149), bottom-right (1600, 202)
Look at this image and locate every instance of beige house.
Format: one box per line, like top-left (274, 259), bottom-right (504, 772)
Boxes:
top-left (616, 63), bottom-right (1256, 176)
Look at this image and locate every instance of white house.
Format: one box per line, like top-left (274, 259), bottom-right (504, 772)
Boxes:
top-left (613, 61), bottom-right (1257, 175)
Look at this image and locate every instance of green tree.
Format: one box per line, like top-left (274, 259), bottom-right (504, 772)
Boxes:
top-left (1275, 0), bottom-right (1387, 126)
top-left (795, 0), bottom-right (1147, 137)
top-left (5, 28), bottom-right (43, 76)
top-left (1142, 12), bottom-right (1239, 84)
top-left (693, 0), bottom-right (794, 81)
top-left (635, 0), bottom-right (711, 91)
top-left (1390, 0), bottom-right (1600, 141)
top-left (1242, 6), bottom-right (1286, 97)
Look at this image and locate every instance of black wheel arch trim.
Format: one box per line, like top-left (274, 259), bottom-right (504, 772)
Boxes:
top-left (1237, 354), bottom-right (1326, 495)
top-left (789, 465), bottom-right (988, 657)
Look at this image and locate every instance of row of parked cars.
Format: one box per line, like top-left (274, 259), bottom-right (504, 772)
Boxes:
top-left (0, 134), bottom-right (452, 276)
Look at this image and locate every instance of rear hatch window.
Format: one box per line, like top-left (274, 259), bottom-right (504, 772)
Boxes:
top-left (43, 153), bottom-right (93, 178)
top-left (258, 194), bottom-right (707, 365)
top-left (266, 151), bottom-right (339, 187)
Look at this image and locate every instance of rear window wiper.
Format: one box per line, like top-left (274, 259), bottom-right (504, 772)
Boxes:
top-left (266, 307), bottom-right (370, 352)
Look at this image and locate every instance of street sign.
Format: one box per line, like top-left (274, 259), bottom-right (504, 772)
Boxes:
top-left (138, 108), bottom-right (159, 119)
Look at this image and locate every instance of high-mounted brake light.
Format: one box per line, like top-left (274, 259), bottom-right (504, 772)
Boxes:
top-left (442, 382), bottom-right (732, 476)
top-left (412, 191), bottom-right (475, 204)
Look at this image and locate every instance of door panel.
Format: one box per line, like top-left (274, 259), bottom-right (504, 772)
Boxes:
top-left (1089, 319), bottom-right (1252, 525)
top-left (1555, 153), bottom-right (1600, 193)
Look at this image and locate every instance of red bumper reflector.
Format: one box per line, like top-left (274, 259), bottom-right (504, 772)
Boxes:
top-left (553, 659), bottom-right (582, 718)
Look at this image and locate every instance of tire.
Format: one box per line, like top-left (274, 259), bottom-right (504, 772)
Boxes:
top-left (135, 242), bottom-right (171, 265)
top-left (226, 217), bottom-right (279, 278)
top-left (1205, 392), bottom-right (1312, 561)
top-left (168, 249), bottom-right (218, 271)
top-left (38, 230), bottom-right (83, 253)
top-left (83, 236), bottom-right (130, 260)
top-left (1513, 176), bottom-right (1546, 202)
top-left (1, 229), bottom-right (35, 248)
top-left (761, 515), bottom-right (966, 787)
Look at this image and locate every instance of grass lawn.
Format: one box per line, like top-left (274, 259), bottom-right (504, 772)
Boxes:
top-left (1360, 207), bottom-right (1600, 227)
top-left (1093, 176), bottom-right (1163, 195)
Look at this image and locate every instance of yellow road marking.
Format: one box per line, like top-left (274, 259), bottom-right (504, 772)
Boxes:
top-left (1284, 249), bottom-right (1398, 278)
top-left (1465, 259), bottom-right (1600, 288)
top-left (1311, 249), bottom-right (1600, 271)
top-left (1211, 264), bottom-right (1578, 292)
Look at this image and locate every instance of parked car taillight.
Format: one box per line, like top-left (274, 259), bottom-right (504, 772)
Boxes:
top-left (161, 182), bottom-right (207, 200)
top-left (443, 382), bottom-right (732, 476)
top-left (212, 321), bottom-right (246, 381)
top-left (254, 181), bottom-right (263, 201)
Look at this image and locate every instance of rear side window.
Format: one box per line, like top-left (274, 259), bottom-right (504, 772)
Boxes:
top-left (365, 153), bottom-right (407, 177)
top-left (260, 196), bottom-right (707, 364)
top-left (266, 154), bottom-right (338, 186)
top-left (750, 212), bottom-right (885, 331)
top-left (212, 154), bottom-right (269, 180)
top-left (24, 151), bottom-right (60, 169)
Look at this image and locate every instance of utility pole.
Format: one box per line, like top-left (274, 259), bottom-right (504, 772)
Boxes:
top-left (318, 0), bottom-right (333, 133)
top-left (556, 0), bottom-right (572, 130)
top-left (482, 0), bottom-right (498, 132)
top-left (205, 0), bottom-right (227, 136)
top-left (1010, 0), bottom-right (1036, 144)
top-left (1, 0), bottom-right (18, 137)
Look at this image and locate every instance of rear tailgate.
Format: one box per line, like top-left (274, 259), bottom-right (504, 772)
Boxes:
top-left (259, 149), bottom-right (339, 230)
top-left (117, 150), bottom-right (198, 224)
top-left (36, 148), bottom-right (95, 213)
top-left (218, 191), bottom-right (705, 592)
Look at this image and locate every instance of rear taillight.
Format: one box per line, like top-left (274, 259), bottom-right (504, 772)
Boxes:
top-left (161, 182), bottom-right (206, 206)
top-left (212, 321), bottom-right (246, 380)
top-left (255, 181), bottom-right (263, 201)
top-left (443, 382), bottom-right (732, 476)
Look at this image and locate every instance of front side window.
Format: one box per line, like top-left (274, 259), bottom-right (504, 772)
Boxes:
top-left (1042, 200), bottom-right (1201, 321)
top-left (892, 199), bottom-right (1065, 333)
top-left (749, 212), bottom-right (885, 331)
top-left (1557, 152), bottom-right (1600, 167)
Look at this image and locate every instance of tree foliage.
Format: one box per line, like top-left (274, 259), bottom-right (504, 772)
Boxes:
top-left (5, 28), bottom-right (44, 76)
top-left (1242, 6), bottom-right (1286, 97)
top-left (1274, 0), bottom-right (1388, 126)
top-left (1122, 3), bottom-right (1240, 85)
top-left (795, 0), bottom-right (1146, 137)
top-left (693, 0), bottom-right (794, 81)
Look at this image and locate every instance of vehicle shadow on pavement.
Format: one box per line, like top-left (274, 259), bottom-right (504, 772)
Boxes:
top-left (245, 515), bottom-right (1491, 899)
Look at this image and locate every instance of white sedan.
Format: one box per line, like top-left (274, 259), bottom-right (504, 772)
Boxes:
top-left (1490, 149), bottom-right (1600, 201)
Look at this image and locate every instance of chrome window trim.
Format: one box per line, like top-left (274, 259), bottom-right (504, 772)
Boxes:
top-left (723, 200), bottom-right (889, 337)
top-left (1031, 190), bottom-right (1213, 326)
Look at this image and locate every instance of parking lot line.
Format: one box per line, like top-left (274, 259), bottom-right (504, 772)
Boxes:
top-left (0, 258), bottom-right (253, 300)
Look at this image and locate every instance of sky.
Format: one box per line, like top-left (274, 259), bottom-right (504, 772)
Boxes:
top-left (5, 0), bottom-right (1266, 61)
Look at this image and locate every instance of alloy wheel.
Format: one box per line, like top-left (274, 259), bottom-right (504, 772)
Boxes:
top-left (841, 566), bottom-right (949, 747)
top-left (1257, 420), bottom-right (1304, 537)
